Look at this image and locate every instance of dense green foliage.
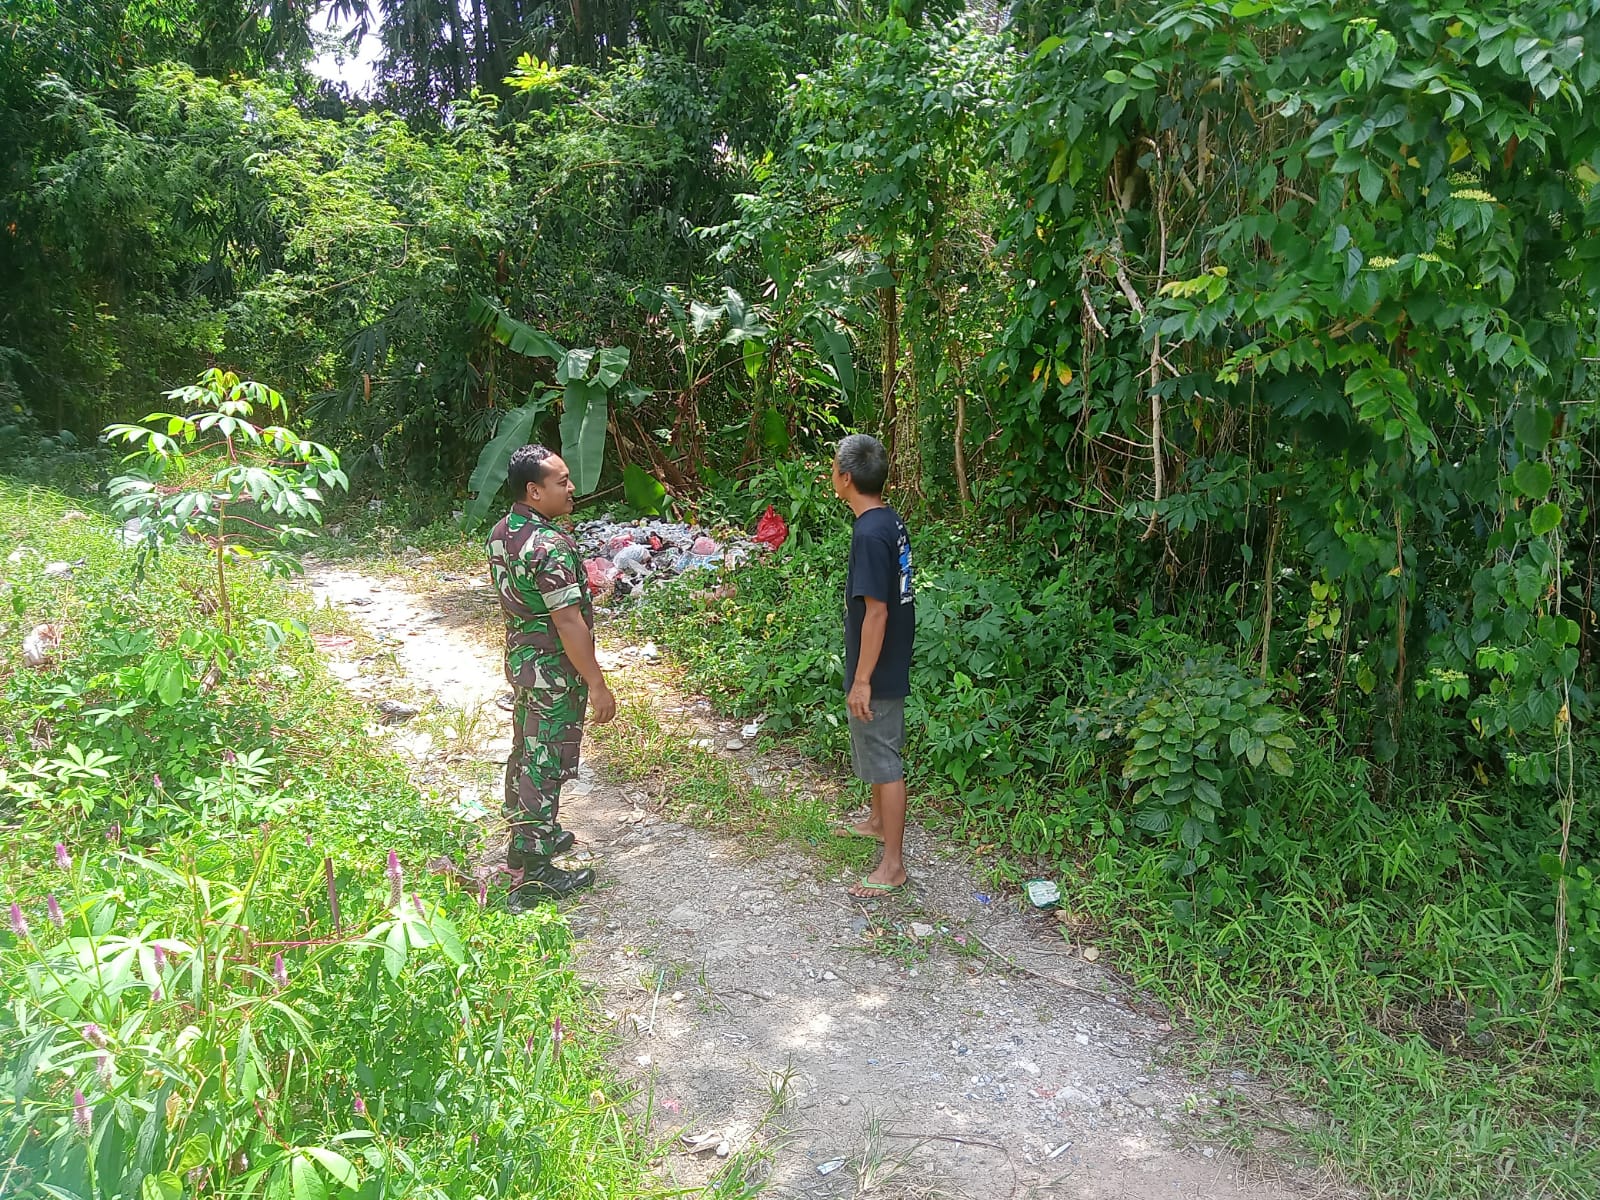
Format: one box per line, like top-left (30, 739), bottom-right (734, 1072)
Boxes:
top-left (4, 0), bottom-right (1600, 1193)
top-left (0, 481), bottom-right (649, 1199)
top-left (628, 508), bottom-right (1599, 1198)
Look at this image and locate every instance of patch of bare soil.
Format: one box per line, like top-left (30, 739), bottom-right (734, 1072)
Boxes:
top-left (303, 559), bottom-right (1337, 1200)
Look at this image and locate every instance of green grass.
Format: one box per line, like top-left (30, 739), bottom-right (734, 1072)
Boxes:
top-left (0, 478), bottom-right (664, 1200)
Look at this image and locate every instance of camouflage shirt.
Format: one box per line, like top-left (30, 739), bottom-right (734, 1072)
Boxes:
top-left (487, 503), bottom-right (593, 688)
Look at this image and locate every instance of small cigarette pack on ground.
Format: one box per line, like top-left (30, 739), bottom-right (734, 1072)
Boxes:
top-left (1024, 879), bottom-right (1061, 910)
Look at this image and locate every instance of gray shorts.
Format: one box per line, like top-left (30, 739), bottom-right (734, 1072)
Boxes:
top-left (847, 696), bottom-right (906, 785)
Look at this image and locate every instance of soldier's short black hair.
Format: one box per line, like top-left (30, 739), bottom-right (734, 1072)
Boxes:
top-left (836, 434), bottom-right (889, 496)
top-left (508, 444), bottom-right (557, 497)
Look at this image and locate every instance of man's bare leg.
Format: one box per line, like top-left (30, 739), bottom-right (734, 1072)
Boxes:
top-left (850, 782), bottom-right (885, 838)
top-left (849, 779), bottom-right (907, 894)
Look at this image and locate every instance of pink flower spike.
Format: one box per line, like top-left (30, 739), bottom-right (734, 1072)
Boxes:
top-left (353, 1093), bottom-right (367, 1117)
top-left (272, 953), bottom-right (288, 989)
top-left (8, 903), bottom-right (27, 938)
top-left (477, 879), bottom-right (488, 908)
top-left (108, 821), bottom-right (122, 843)
top-left (222, 748), bottom-right (237, 764)
top-left (524, 1032), bottom-right (536, 1058)
top-left (154, 945), bottom-right (166, 969)
top-left (47, 895), bottom-right (64, 928)
top-left (55, 842), bottom-right (71, 871)
top-left (83, 1023), bottom-right (106, 1048)
top-left (73, 1090), bottom-right (91, 1139)
top-left (151, 985), bottom-right (162, 1003)
top-left (386, 851), bottom-right (403, 906)
top-left (152, 773), bottom-right (163, 791)
top-left (412, 893), bottom-right (425, 918)
top-left (552, 1016), bottom-right (564, 1062)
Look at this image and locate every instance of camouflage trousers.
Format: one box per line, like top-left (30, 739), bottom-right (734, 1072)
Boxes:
top-left (502, 677), bottom-right (589, 868)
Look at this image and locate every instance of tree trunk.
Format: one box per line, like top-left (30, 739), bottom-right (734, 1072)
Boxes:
top-left (879, 252), bottom-right (919, 497)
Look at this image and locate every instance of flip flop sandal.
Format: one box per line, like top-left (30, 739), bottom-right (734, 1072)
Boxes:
top-left (849, 877), bottom-right (908, 896)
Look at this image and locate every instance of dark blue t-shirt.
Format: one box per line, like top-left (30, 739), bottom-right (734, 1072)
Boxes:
top-left (844, 505), bottom-right (914, 698)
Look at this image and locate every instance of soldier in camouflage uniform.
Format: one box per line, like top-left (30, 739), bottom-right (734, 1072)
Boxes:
top-left (487, 444), bottom-right (616, 906)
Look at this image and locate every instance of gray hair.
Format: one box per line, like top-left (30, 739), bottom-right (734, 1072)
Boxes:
top-left (836, 434), bottom-right (889, 496)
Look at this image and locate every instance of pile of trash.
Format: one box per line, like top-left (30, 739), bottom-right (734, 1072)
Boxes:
top-left (573, 506), bottom-right (787, 600)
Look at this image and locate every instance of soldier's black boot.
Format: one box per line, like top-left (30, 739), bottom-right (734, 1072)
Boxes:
top-left (507, 861), bottom-right (595, 912)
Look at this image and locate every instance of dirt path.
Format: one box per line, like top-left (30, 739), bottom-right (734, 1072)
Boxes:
top-left (303, 562), bottom-right (1327, 1200)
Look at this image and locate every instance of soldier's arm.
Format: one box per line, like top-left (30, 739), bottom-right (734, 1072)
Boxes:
top-left (551, 606), bottom-right (616, 724)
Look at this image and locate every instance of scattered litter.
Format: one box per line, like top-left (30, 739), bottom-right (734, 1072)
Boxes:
top-left (62, 510), bottom-right (89, 522)
top-left (680, 1131), bottom-right (722, 1155)
top-left (909, 922), bottom-right (935, 939)
top-left (1047, 1141), bottom-right (1073, 1160)
top-left (327, 662), bottom-right (361, 681)
top-left (312, 634), bottom-right (356, 652)
top-left (1081, 946), bottom-right (1100, 963)
top-left (6, 547), bottom-right (35, 565)
top-left (612, 543), bottom-right (653, 575)
top-left (752, 506), bottom-right (788, 550)
top-left (635, 1054), bottom-right (652, 1067)
top-left (725, 738), bottom-right (745, 751)
top-left (715, 1141), bottom-right (730, 1158)
top-left (22, 624), bottom-right (63, 668)
top-left (377, 699), bottom-right (420, 722)
top-left (973, 893), bottom-right (992, 906)
top-left (571, 517), bottom-right (773, 602)
top-left (1074, 1032), bottom-right (1090, 1046)
top-left (1024, 880), bottom-right (1061, 910)
top-left (584, 558), bottom-right (621, 596)
top-left (837, 1094), bottom-right (851, 1105)
top-left (740, 720), bottom-right (763, 738)
top-left (670, 991), bottom-right (685, 1002)
top-left (817, 1158), bottom-right (846, 1176)
top-left (43, 560), bottom-right (80, 578)
top-left (821, 970), bottom-right (838, 982)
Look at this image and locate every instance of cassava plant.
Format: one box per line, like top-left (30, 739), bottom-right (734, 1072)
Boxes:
top-left (103, 369), bottom-right (348, 635)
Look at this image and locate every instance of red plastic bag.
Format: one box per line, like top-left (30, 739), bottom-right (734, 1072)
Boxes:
top-left (752, 505), bottom-right (788, 550)
top-left (584, 558), bottom-right (620, 595)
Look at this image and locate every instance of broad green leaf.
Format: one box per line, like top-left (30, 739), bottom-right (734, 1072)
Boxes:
top-left (1265, 747), bottom-right (1293, 777)
top-left (1512, 460), bottom-right (1553, 498)
top-left (304, 1147), bottom-right (359, 1190)
top-left (469, 295), bottom-right (565, 360)
top-left (1529, 502), bottom-right (1562, 535)
top-left (177, 1134), bottom-right (212, 1173)
top-left (593, 346), bottom-right (630, 388)
top-left (556, 348), bottom-right (596, 384)
top-left (383, 921), bottom-right (408, 980)
top-left (1514, 406), bottom-right (1554, 452)
top-left (142, 1172), bottom-right (183, 1200)
top-left (559, 378), bottom-right (609, 496)
top-left (291, 1153), bottom-right (328, 1200)
top-left (461, 395), bottom-right (552, 529)
top-left (622, 463), bottom-right (666, 516)
top-left (812, 324), bottom-right (855, 396)
top-left (429, 914), bottom-right (466, 965)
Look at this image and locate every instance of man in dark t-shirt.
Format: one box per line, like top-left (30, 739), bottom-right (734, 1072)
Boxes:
top-left (831, 434), bottom-right (915, 897)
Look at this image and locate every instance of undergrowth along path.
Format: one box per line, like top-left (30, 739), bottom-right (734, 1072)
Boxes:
top-left (302, 559), bottom-right (1332, 1200)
